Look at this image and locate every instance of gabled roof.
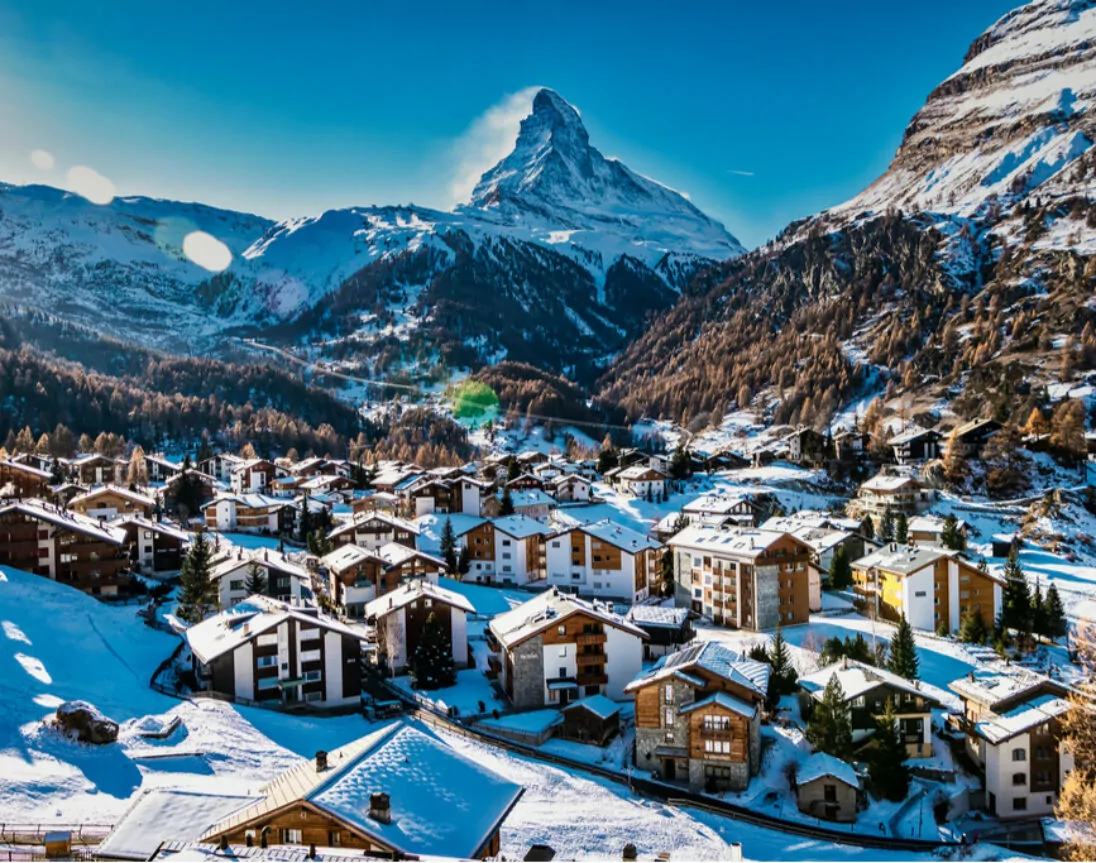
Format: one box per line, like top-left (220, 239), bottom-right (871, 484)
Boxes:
top-left (202, 721), bottom-right (523, 859)
top-left (624, 641), bottom-right (769, 697)
top-left (376, 542), bottom-right (446, 570)
top-left (489, 587), bottom-right (646, 649)
top-left (322, 544), bottom-right (384, 574)
top-left (798, 751), bottom-right (860, 789)
top-left (949, 665), bottom-right (1067, 710)
top-left (210, 548), bottom-right (309, 582)
top-left (889, 426), bottom-right (939, 446)
top-left (0, 457), bottom-right (52, 479)
top-left (364, 579), bottom-right (475, 619)
top-left (559, 518), bottom-right (661, 553)
top-left (114, 514), bottom-right (192, 543)
top-left (799, 659), bottom-right (941, 706)
top-left (975, 694), bottom-right (1072, 745)
top-left (860, 472), bottom-right (920, 492)
top-left (562, 693), bottom-right (622, 720)
top-left (0, 498), bottom-right (126, 545)
top-left (500, 488), bottom-right (557, 507)
top-left (678, 690), bottom-right (758, 720)
top-left (627, 604), bottom-right (690, 628)
top-left (329, 510), bottom-right (420, 539)
top-left (69, 484), bottom-right (156, 508)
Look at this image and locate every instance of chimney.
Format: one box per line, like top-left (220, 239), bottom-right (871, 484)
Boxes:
top-left (369, 792), bottom-right (391, 824)
top-left (315, 750), bottom-right (328, 771)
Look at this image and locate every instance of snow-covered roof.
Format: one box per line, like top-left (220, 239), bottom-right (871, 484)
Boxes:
top-left (114, 514), bottom-right (192, 543)
top-left (617, 464), bottom-right (668, 480)
top-left (799, 659), bottom-right (940, 706)
top-left (668, 524), bottom-right (792, 558)
top-left (975, 694), bottom-right (1072, 744)
top-left (203, 492), bottom-right (292, 511)
top-left (501, 488), bottom-right (557, 507)
top-left (69, 484), bottom-right (156, 508)
top-left (491, 514), bottom-right (553, 539)
top-left (624, 641), bottom-right (769, 697)
top-left (376, 541), bottom-right (447, 570)
top-left (562, 693), bottom-right (622, 720)
top-left (562, 518), bottom-right (661, 553)
top-left (98, 789), bottom-right (260, 861)
top-left (490, 587), bottom-right (646, 649)
top-left (889, 427), bottom-right (938, 445)
top-left (851, 544), bottom-right (950, 576)
top-left (0, 499), bottom-right (126, 545)
top-left (682, 492), bottom-right (755, 515)
top-left (364, 579), bottom-right (475, 619)
top-left (798, 751), bottom-right (861, 789)
top-left (860, 472), bottom-right (920, 493)
top-left (949, 665), bottom-right (1065, 709)
top-left (0, 457), bottom-right (52, 478)
top-left (627, 604), bottom-right (690, 628)
top-left (186, 595), bottom-right (365, 664)
top-left (210, 547), bottom-right (309, 582)
top-left (329, 510), bottom-right (420, 539)
top-left (203, 721), bottom-right (523, 859)
top-left (679, 690), bottom-right (758, 720)
top-left (322, 543), bottom-right (383, 573)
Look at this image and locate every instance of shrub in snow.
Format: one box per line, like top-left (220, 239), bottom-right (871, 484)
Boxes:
top-left (55, 700), bottom-right (119, 744)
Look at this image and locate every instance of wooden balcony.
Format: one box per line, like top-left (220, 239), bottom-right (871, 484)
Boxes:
top-left (576, 652), bottom-right (605, 667)
top-left (577, 672), bottom-right (608, 686)
top-left (576, 632), bottom-right (607, 646)
top-left (699, 726), bottom-right (735, 739)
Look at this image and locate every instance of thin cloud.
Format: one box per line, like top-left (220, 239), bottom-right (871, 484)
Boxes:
top-left (726, 169), bottom-right (755, 177)
top-left (448, 86), bottom-right (543, 206)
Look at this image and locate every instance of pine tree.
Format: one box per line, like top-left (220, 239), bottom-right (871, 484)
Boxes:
top-left (767, 623), bottom-right (799, 708)
top-left (1001, 548), bottom-right (1031, 633)
top-left (1045, 583), bottom-right (1068, 640)
top-left (887, 614), bottom-right (920, 680)
top-left (959, 608), bottom-right (988, 645)
top-left (177, 529), bottom-right (218, 624)
top-left (506, 458), bottom-right (520, 481)
top-left (860, 515), bottom-right (875, 541)
top-left (457, 545), bottom-right (471, 577)
top-left (895, 512), bottom-right (909, 544)
top-left (244, 561), bottom-right (267, 596)
top-left (440, 517), bottom-right (458, 572)
top-left (408, 612), bottom-right (456, 690)
top-left (943, 427), bottom-right (968, 486)
top-left (499, 486), bottom-right (515, 516)
top-left (1032, 578), bottom-right (1048, 639)
top-left (806, 675), bottom-right (854, 759)
top-left (829, 544), bottom-right (852, 590)
top-left (867, 699), bottom-right (911, 801)
top-left (881, 510), bottom-right (896, 543)
top-left (941, 514), bottom-right (965, 551)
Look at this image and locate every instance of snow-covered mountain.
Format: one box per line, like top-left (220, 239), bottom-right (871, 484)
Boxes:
top-left (0, 89), bottom-right (742, 366)
top-left (838, 0), bottom-right (1096, 218)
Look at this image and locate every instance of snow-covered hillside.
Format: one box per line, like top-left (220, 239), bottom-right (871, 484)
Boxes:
top-left (0, 90), bottom-right (742, 360)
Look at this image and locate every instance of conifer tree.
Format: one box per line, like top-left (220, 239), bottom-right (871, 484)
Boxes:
top-left (1032, 578), bottom-right (1048, 639)
top-left (941, 513), bottom-right (965, 551)
top-left (506, 458), bottom-right (520, 481)
top-left (1001, 548), bottom-right (1031, 634)
top-left (895, 512), bottom-right (909, 544)
top-left (1045, 583), bottom-right (1068, 641)
top-left (177, 528), bottom-right (218, 624)
top-left (767, 623), bottom-right (799, 708)
top-left (860, 515), bottom-right (875, 541)
top-left (806, 675), bottom-right (854, 760)
top-left (868, 699), bottom-right (911, 801)
top-left (244, 561), bottom-right (267, 596)
top-left (881, 510), bottom-right (896, 543)
top-left (887, 614), bottom-right (920, 680)
top-left (499, 486), bottom-right (515, 516)
top-left (457, 545), bottom-right (471, 577)
top-left (440, 517), bottom-right (458, 572)
top-left (829, 544), bottom-right (852, 590)
top-left (409, 612), bottom-right (456, 690)
top-left (959, 608), bottom-right (988, 645)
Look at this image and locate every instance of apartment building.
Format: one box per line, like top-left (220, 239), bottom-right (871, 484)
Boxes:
top-left (545, 519), bottom-right (662, 602)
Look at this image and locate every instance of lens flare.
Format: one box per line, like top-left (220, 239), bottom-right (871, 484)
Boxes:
top-left (183, 230), bottom-right (232, 272)
top-left (29, 150), bottom-right (54, 171)
top-left (66, 165), bottom-right (115, 205)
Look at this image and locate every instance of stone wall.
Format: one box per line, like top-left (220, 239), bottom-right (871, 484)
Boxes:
top-left (509, 635), bottom-right (546, 709)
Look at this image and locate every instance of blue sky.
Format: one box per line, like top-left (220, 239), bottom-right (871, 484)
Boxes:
top-left (0, 0), bottom-right (1018, 248)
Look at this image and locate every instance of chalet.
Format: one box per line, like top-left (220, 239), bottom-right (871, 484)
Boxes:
top-left (796, 752), bottom-right (861, 822)
top-left (404, 477), bottom-right (456, 517)
top-left (505, 472), bottom-right (545, 491)
top-left (231, 459), bottom-right (281, 495)
top-left (144, 453), bottom-right (182, 482)
top-left (370, 465), bottom-right (425, 495)
top-left (0, 458), bottom-right (54, 499)
top-left (69, 485), bottom-right (156, 519)
top-left (328, 511), bottom-right (419, 550)
top-left (786, 427), bottom-right (828, 465)
top-left (197, 452), bottom-right (246, 483)
top-left (559, 694), bottom-right (622, 746)
top-left (297, 474), bottom-right (355, 498)
top-left (615, 464), bottom-right (668, 499)
top-left (516, 450), bottom-right (550, 467)
top-left (851, 543), bottom-right (1003, 633)
top-left (459, 515), bottom-right (552, 587)
top-left (833, 430), bottom-right (868, 463)
top-left (668, 525), bottom-right (813, 631)
top-left (485, 488), bottom-right (557, 519)
top-left (211, 548), bottom-right (313, 609)
top-left (200, 722), bottom-right (522, 859)
top-left (0, 499), bottom-right (131, 595)
top-left (889, 427), bottom-right (941, 465)
top-left (949, 667), bottom-right (1075, 819)
top-left (545, 519), bottom-right (662, 602)
top-left (949, 418), bottom-right (1002, 459)
top-left (626, 604), bottom-right (695, 659)
top-left (116, 515), bottom-right (190, 574)
top-left (908, 514), bottom-right (967, 546)
top-left (688, 446), bottom-right (750, 473)
top-left (550, 473), bottom-right (593, 503)
top-left (853, 471), bottom-right (935, 520)
top-left (799, 659), bottom-right (942, 757)
top-left (67, 453), bottom-right (122, 486)
top-left (365, 580), bottom-right (474, 675)
top-left (682, 491), bottom-right (775, 528)
top-left (323, 543), bottom-right (445, 618)
top-left (204, 494), bottom-right (295, 534)
top-left (488, 588), bottom-right (646, 707)
top-left (186, 595), bottom-right (366, 708)
top-left (351, 491), bottom-right (400, 514)
top-left (626, 641), bottom-right (769, 791)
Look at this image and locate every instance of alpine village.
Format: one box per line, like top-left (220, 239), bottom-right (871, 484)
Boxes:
top-left (3, 1), bottom-right (1096, 861)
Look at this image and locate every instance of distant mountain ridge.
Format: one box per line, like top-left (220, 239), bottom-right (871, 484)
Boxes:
top-left (0, 89), bottom-right (742, 376)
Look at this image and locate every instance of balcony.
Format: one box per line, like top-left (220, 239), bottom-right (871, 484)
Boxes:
top-left (576, 632), bottom-right (607, 646)
top-left (699, 726), bottom-right (735, 739)
top-left (577, 672), bottom-right (608, 686)
top-left (576, 652), bottom-right (605, 667)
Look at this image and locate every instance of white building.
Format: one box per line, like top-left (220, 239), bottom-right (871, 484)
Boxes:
top-left (186, 595), bottom-right (367, 708)
top-left (615, 464), bottom-right (668, 499)
top-left (545, 519), bottom-right (662, 602)
top-left (364, 579), bottom-right (474, 675)
top-left (211, 548), bottom-right (313, 609)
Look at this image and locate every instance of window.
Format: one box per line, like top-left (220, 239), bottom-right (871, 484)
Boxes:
top-left (502, 539), bottom-right (512, 546)
top-left (853, 696), bottom-right (865, 707)
top-left (914, 590), bottom-right (926, 598)
top-left (823, 784), bottom-right (837, 802)
top-left (328, 832), bottom-right (340, 847)
top-left (1013, 797), bottom-right (1027, 812)
top-left (256, 655), bottom-right (277, 668)
top-left (1012, 750), bottom-right (1027, 762)
top-left (230, 580), bottom-right (244, 591)
top-left (281, 829), bottom-right (302, 844)
top-left (1012, 773), bottom-right (1026, 786)
top-left (703, 715), bottom-right (730, 730)
top-left (704, 739), bottom-right (731, 754)
top-left (552, 541), bottom-right (561, 548)
top-left (664, 707), bottom-right (674, 727)
top-left (559, 666), bottom-right (567, 677)
top-left (664, 683), bottom-right (674, 702)
top-left (303, 670), bottom-right (321, 682)
top-left (557, 624), bottom-right (566, 636)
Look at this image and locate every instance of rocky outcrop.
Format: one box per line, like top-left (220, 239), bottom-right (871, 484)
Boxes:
top-left (55, 701), bottom-right (119, 744)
